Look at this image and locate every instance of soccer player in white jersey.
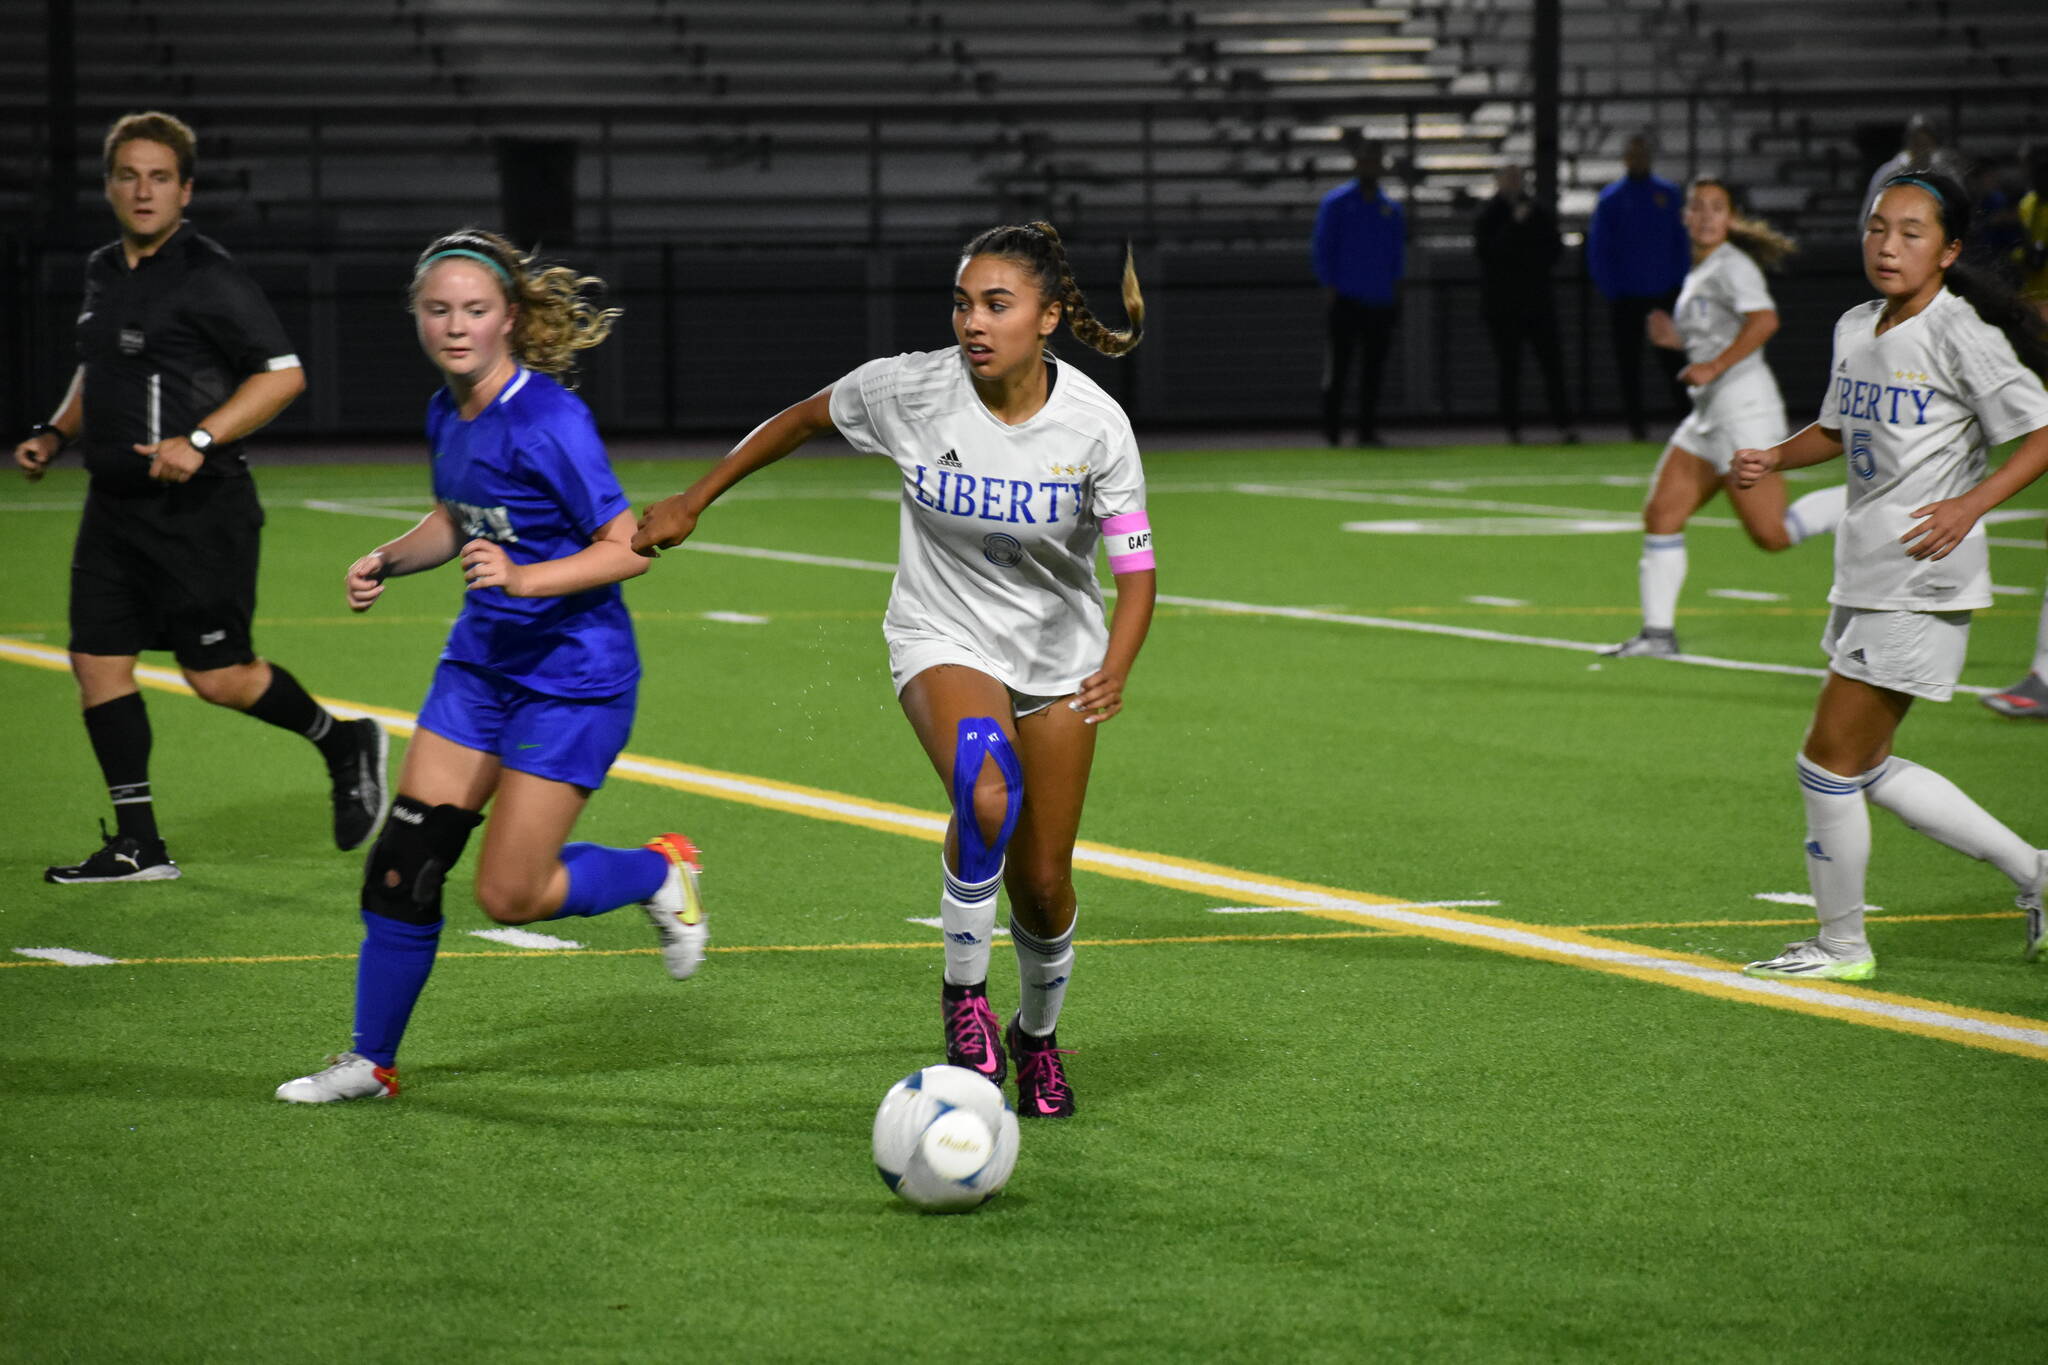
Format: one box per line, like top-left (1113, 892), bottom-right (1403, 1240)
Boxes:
top-left (1604, 179), bottom-right (1847, 657)
top-left (1731, 173), bottom-right (2048, 980)
top-left (635, 222), bottom-right (1154, 1117)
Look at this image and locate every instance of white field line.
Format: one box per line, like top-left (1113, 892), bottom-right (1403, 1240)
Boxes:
top-left (296, 499), bottom-right (901, 573)
top-left (1709, 589), bottom-right (1789, 602)
top-left (1754, 891), bottom-right (1884, 912)
top-left (13, 947), bottom-right (121, 966)
top-left (1233, 481), bottom-right (1747, 527)
top-left (468, 927), bottom-right (585, 950)
top-left (1152, 592), bottom-right (2006, 698)
top-left (1465, 595), bottom-right (1528, 608)
top-left (1991, 584), bottom-right (2035, 597)
top-left (700, 611), bottom-right (771, 624)
top-left (2, 633), bottom-right (2043, 1060)
top-left (284, 500), bottom-right (2006, 699)
top-left (905, 917), bottom-right (1010, 934)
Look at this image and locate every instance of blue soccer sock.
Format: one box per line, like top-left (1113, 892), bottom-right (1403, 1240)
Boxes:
top-left (550, 843), bottom-right (670, 918)
top-left (351, 912), bottom-right (443, 1068)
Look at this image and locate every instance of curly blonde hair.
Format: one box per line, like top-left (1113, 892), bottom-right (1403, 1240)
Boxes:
top-left (1689, 178), bottom-right (1797, 269)
top-left (410, 228), bottom-right (620, 378)
top-left (959, 221), bottom-right (1145, 356)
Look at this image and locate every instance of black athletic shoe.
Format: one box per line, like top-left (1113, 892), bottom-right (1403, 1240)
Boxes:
top-left (44, 821), bottom-right (180, 884)
top-left (1006, 1016), bottom-right (1075, 1119)
top-left (329, 718), bottom-right (390, 851)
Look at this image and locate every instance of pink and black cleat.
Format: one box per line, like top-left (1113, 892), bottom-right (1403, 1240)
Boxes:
top-left (942, 982), bottom-right (1006, 1086)
top-left (1006, 1015), bottom-right (1075, 1118)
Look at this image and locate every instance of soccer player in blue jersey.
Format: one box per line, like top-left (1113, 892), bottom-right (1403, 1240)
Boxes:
top-left (276, 230), bottom-right (707, 1103)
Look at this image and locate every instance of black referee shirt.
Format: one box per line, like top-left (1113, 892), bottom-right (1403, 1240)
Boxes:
top-left (75, 224), bottom-right (300, 494)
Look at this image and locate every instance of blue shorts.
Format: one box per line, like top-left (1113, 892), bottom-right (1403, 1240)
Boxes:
top-left (416, 659), bottom-right (636, 792)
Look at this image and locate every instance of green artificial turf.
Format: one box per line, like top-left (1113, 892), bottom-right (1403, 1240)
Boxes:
top-left (2, 443), bottom-right (2044, 1362)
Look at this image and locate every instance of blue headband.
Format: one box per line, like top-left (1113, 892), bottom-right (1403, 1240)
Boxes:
top-left (420, 247), bottom-right (513, 288)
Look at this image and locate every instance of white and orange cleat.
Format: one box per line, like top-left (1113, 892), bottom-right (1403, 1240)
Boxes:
top-left (643, 833), bottom-right (708, 980)
top-left (275, 1052), bottom-right (399, 1103)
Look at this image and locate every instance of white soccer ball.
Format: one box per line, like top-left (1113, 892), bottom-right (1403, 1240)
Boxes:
top-left (871, 1064), bottom-right (1019, 1212)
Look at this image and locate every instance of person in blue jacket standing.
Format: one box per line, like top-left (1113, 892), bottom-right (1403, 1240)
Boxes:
top-left (1312, 137), bottom-right (1406, 446)
top-left (1587, 133), bottom-right (1692, 439)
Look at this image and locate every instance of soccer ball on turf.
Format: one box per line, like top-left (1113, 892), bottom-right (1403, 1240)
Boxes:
top-left (871, 1064), bottom-right (1019, 1212)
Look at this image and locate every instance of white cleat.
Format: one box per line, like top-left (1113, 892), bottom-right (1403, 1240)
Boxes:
top-left (1743, 937), bottom-right (1876, 983)
top-left (1599, 628), bottom-right (1680, 659)
top-left (2020, 850), bottom-right (2047, 964)
top-left (642, 833), bottom-right (708, 980)
top-left (275, 1051), bottom-right (399, 1103)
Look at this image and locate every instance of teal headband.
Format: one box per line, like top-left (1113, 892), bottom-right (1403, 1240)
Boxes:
top-left (420, 247), bottom-right (513, 288)
top-left (1881, 174), bottom-right (1950, 218)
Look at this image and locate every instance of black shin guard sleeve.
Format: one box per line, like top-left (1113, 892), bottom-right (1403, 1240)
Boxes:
top-left (83, 692), bottom-right (152, 792)
top-left (362, 796), bottom-right (485, 925)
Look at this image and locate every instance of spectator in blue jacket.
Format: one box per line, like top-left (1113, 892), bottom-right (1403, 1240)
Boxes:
top-left (1586, 133), bottom-right (1691, 439)
top-left (1312, 138), bottom-right (1406, 445)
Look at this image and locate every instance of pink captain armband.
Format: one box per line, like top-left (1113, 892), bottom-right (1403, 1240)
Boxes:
top-left (1101, 511), bottom-right (1156, 573)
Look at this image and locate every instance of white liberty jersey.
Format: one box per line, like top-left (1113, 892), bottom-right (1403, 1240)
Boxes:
top-left (828, 347), bottom-right (1147, 694)
top-left (1674, 242), bottom-right (1782, 417)
top-left (1820, 288), bottom-right (2048, 610)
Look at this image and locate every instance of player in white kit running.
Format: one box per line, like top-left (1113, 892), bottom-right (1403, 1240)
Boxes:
top-left (634, 222), bottom-right (1155, 1116)
top-left (1730, 173), bottom-right (2048, 980)
top-left (1604, 179), bottom-right (1847, 658)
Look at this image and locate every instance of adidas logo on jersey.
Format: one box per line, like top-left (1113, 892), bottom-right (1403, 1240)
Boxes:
top-left (1847, 648), bottom-right (1867, 664)
top-left (936, 449), bottom-right (963, 468)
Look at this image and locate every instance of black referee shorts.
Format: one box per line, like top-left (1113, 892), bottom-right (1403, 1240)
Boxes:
top-left (68, 477), bottom-right (266, 672)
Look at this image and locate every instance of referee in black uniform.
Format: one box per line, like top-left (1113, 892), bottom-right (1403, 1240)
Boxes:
top-left (13, 111), bottom-right (387, 884)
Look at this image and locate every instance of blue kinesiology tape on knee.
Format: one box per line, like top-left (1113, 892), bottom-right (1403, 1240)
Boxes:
top-left (952, 718), bottom-right (1023, 885)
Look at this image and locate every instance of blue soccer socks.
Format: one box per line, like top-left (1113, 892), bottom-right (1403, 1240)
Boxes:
top-left (553, 842), bottom-right (670, 917)
top-left (352, 911), bottom-right (443, 1068)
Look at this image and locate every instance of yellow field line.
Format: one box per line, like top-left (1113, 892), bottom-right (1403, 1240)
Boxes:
top-left (4, 636), bottom-right (2045, 1063)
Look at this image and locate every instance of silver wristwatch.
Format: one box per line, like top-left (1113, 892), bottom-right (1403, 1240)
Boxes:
top-left (188, 427), bottom-right (216, 452)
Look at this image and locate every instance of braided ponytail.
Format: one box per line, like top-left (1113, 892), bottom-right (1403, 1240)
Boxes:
top-left (1028, 221), bottom-right (1145, 357)
top-left (959, 221), bottom-right (1145, 357)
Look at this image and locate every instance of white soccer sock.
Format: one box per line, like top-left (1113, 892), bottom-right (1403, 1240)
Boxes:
top-left (1012, 913), bottom-right (1075, 1038)
top-left (1797, 755), bottom-right (1877, 958)
top-left (1865, 756), bottom-right (2039, 887)
top-left (940, 857), bottom-right (1001, 987)
top-left (1782, 483), bottom-right (1847, 545)
top-left (2031, 588), bottom-right (2048, 680)
top-left (1639, 533), bottom-right (1686, 632)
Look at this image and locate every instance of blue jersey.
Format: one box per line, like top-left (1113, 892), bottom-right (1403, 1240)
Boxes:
top-left (426, 368), bottom-right (638, 698)
top-left (1586, 172), bottom-right (1690, 300)
top-left (1311, 181), bottom-right (1406, 305)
